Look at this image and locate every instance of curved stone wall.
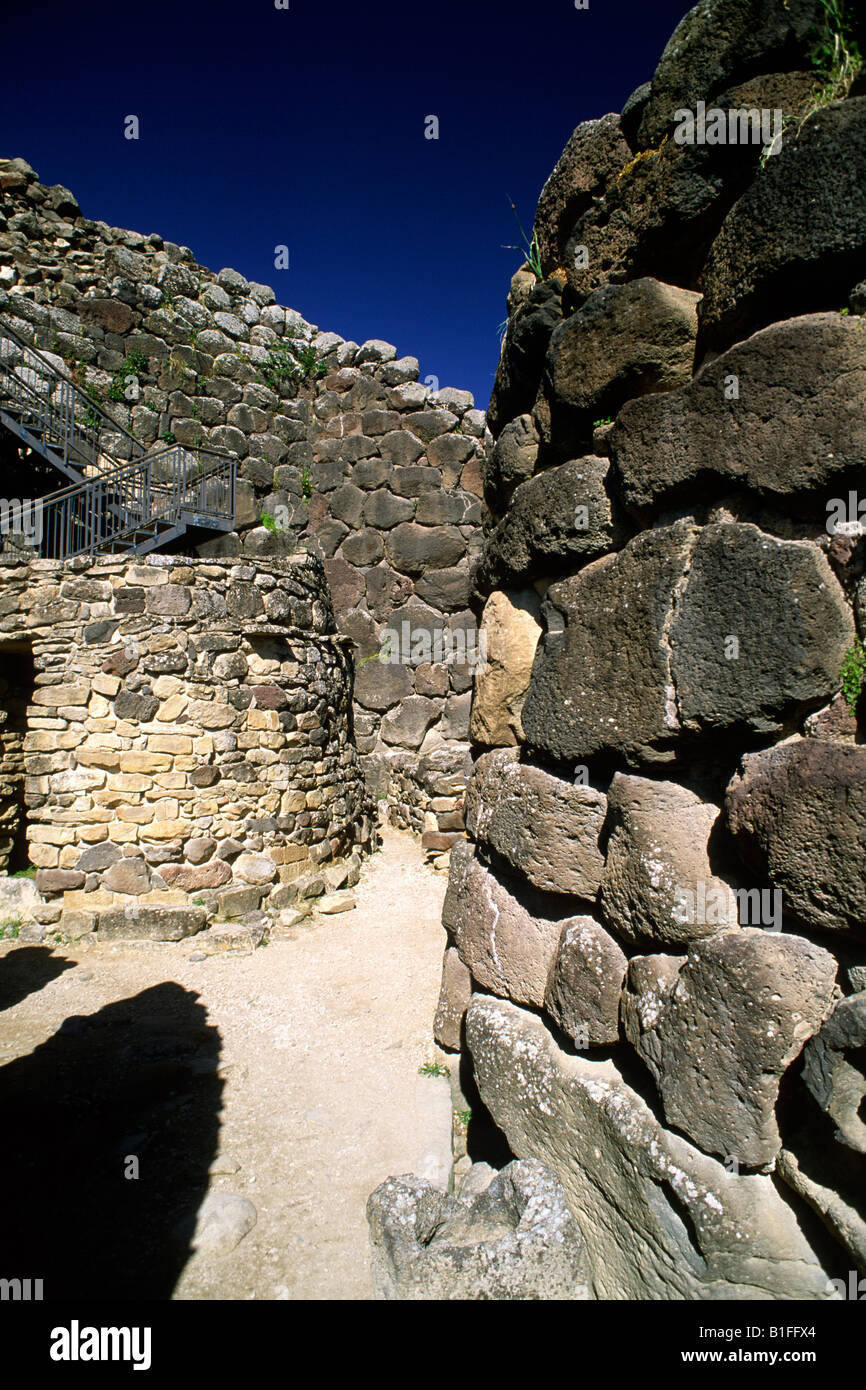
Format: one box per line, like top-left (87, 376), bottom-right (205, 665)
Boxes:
top-left (0, 552), bottom-right (371, 927)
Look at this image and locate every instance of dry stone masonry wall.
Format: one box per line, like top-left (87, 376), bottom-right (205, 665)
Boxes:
top-left (0, 162), bottom-right (487, 846)
top-left (422, 0), bottom-right (866, 1302)
top-left (0, 552), bottom-right (370, 935)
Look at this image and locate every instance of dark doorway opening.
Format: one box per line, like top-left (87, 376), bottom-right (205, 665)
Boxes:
top-left (0, 643), bottom-right (35, 874)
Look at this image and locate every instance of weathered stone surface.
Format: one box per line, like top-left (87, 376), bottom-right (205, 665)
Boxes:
top-left (701, 100), bottom-right (866, 348)
top-left (354, 656), bottom-right (412, 712)
top-left (564, 73), bottom-right (814, 303)
top-left (380, 696), bottom-right (439, 749)
top-left (483, 414), bottom-right (539, 514)
top-left (186, 1192), bottom-right (257, 1255)
top-left (233, 853), bottom-right (278, 885)
top-left (488, 281), bottom-right (564, 439)
top-left (470, 590), bottom-right (542, 748)
top-left (102, 857), bottom-right (152, 896)
top-left (385, 523), bottom-right (465, 576)
top-left (725, 740), bottom-right (866, 938)
top-left (433, 945), bottom-right (473, 1051)
top-left (367, 1160), bottom-right (590, 1301)
top-left (671, 526), bottom-right (854, 734)
top-left (621, 952), bottom-right (685, 1064)
top-left (544, 916), bottom-right (627, 1046)
top-left (159, 860), bottom-right (232, 892)
top-left (0, 876), bottom-right (45, 921)
top-left (803, 993), bottom-right (866, 1154)
top-left (467, 996), bottom-right (834, 1299)
top-left (465, 749), bottom-right (606, 898)
top-left (545, 279), bottom-right (700, 437)
top-left (114, 689), bottom-right (160, 723)
top-left (443, 841), bottom-right (572, 1009)
top-left (611, 314), bottom-right (866, 511)
top-left (438, 690), bottom-right (471, 740)
top-left (532, 113), bottom-right (631, 276)
top-left (522, 522), bottom-right (854, 764)
top-left (628, 930), bottom-right (837, 1167)
top-left (98, 905), bottom-right (208, 940)
top-left (414, 564), bottom-right (473, 613)
top-left (521, 522), bottom-right (693, 764)
top-left (637, 0), bottom-right (827, 147)
top-left (479, 456), bottom-right (622, 588)
top-left (600, 774), bottom-right (737, 946)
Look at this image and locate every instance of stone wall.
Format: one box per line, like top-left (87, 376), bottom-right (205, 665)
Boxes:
top-left (0, 161), bottom-right (487, 842)
top-left (0, 551), bottom-right (371, 929)
top-left (432, 0), bottom-right (866, 1299)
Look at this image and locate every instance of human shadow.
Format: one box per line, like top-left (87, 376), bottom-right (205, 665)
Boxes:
top-left (0, 945), bottom-right (75, 1012)
top-left (0, 980), bottom-right (222, 1299)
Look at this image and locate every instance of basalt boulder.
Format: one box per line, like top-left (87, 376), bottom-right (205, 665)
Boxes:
top-left (465, 749), bottom-right (606, 899)
top-left (610, 313), bottom-right (866, 513)
top-left (624, 929), bottom-right (838, 1167)
top-left (466, 995), bottom-right (835, 1299)
top-left (700, 99), bottom-right (866, 349)
top-left (725, 739), bottom-right (866, 938)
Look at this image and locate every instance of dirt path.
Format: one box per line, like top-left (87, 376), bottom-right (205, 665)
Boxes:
top-left (0, 828), bottom-right (451, 1300)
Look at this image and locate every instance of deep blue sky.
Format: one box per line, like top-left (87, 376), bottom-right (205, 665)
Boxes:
top-left (1, 0), bottom-right (692, 407)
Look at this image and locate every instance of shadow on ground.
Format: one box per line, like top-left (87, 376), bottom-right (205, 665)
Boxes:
top-left (0, 945), bottom-right (75, 1012)
top-left (0, 957), bottom-right (222, 1299)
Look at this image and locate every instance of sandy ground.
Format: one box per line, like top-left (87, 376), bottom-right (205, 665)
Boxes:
top-left (0, 827), bottom-right (451, 1300)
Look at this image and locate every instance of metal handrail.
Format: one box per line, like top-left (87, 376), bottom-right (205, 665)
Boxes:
top-left (0, 312), bottom-right (144, 471)
top-left (1, 447), bottom-right (237, 561)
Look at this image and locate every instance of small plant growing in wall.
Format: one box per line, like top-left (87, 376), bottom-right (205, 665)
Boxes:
top-left (160, 430), bottom-right (177, 445)
top-left (261, 336), bottom-right (328, 394)
top-left (0, 917), bottom-right (21, 940)
top-left (260, 510), bottom-right (279, 532)
top-left (108, 350), bottom-right (147, 401)
top-left (418, 1061), bottom-right (449, 1078)
top-left (502, 195), bottom-right (543, 280)
top-left (840, 638), bottom-right (866, 712)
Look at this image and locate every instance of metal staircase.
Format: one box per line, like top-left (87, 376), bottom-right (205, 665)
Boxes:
top-left (0, 314), bottom-right (237, 559)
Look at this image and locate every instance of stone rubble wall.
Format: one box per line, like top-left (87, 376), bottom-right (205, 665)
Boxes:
top-left (431, 0), bottom-right (866, 1299)
top-left (0, 162), bottom-right (487, 847)
top-left (0, 551), bottom-right (371, 928)
top-left (0, 657), bottom-right (29, 869)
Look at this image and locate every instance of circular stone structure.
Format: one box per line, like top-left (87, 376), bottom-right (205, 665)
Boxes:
top-left (0, 551), bottom-right (372, 931)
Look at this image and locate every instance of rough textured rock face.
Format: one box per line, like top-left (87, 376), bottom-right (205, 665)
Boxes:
top-left (543, 278), bottom-right (700, 442)
top-left (367, 1159), bottom-right (591, 1300)
top-left (610, 313), bottom-right (866, 512)
top-left (420, 0), bottom-right (866, 1300)
top-left (467, 997), bottom-right (835, 1300)
top-left (465, 749), bottom-right (606, 898)
top-left (600, 774), bottom-right (738, 946)
top-left (0, 160), bottom-right (486, 840)
top-left (700, 98), bottom-right (866, 348)
top-left (442, 840), bottom-right (572, 1008)
top-left (478, 456), bottom-right (624, 590)
top-left (636, 0), bottom-right (828, 148)
top-left (543, 916), bottom-right (627, 1046)
top-left (803, 993), bottom-right (866, 1154)
top-left (522, 522), bottom-right (853, 765)
top-left (725, 740), bottom-right (866, 938)
top-left (532, 115), bottom-right (631, 277)
top-left (469, 589), bottom-right (541, 747)
top-left (627, 929), bottom-right (838, 1167)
